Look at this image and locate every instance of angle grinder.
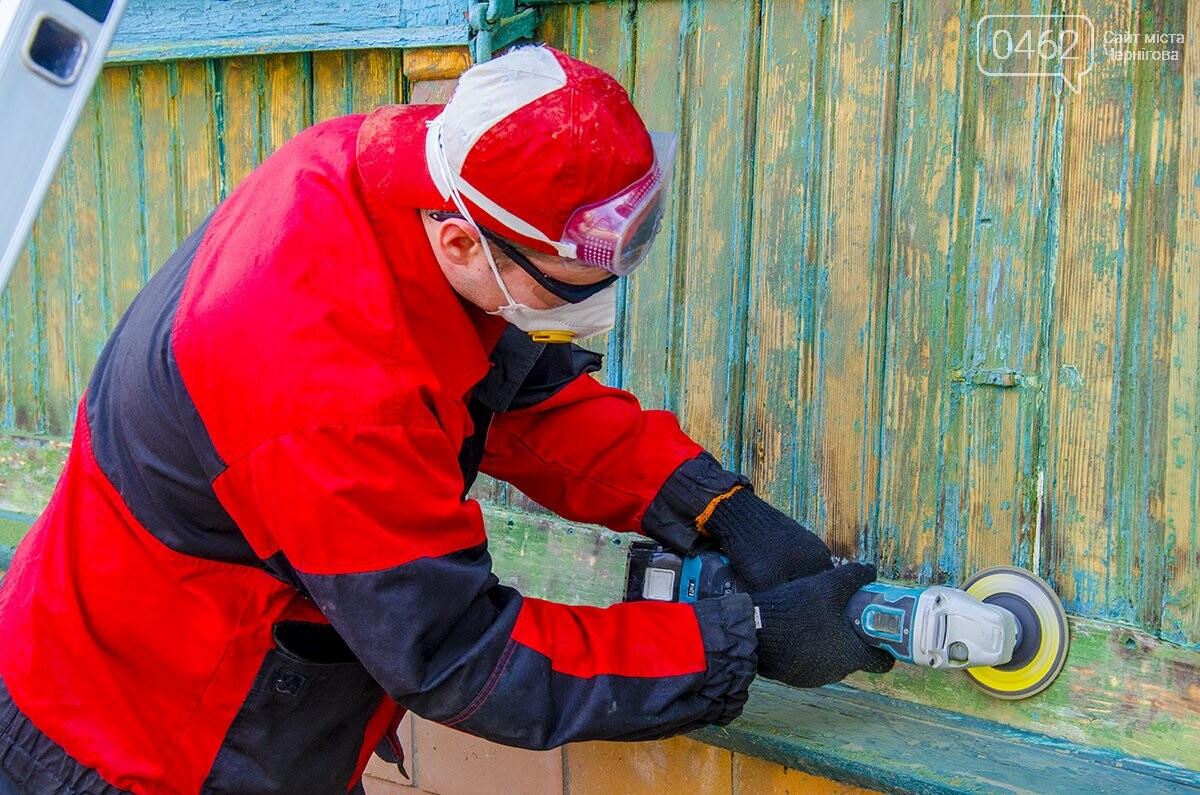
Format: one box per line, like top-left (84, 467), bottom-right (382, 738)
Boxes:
top-left (623, 543), bottom-right (1070, 700)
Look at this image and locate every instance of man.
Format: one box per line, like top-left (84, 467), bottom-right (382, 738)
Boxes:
top-left (0, 46), bottom-right (891, 794)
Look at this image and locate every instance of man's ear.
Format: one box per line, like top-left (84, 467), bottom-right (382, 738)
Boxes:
top-left (434, 217), bottom-right (483, 267)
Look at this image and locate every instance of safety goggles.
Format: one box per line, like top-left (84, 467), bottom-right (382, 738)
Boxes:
top-left (428, 120), bottom-right (677, 279)
top-left (558, 131), bottom-right (677, 276)
top-left (429, 211), bottom-right (618, 304)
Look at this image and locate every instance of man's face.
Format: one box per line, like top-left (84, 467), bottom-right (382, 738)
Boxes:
top-left (422, 213), bottom-right (613, 312)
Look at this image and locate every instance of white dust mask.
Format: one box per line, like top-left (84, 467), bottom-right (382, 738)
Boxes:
top-left (486, 281), bottom-right (617, 343)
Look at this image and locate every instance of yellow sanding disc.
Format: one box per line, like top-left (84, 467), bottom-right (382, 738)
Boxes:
top-left (961, 567), bottom-right (1069, 700)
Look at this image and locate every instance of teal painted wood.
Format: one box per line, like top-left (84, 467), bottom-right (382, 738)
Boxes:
top-left (538, 0), bottom-right (1200, 653)
top-left (1042, 1), bottom-right (1190, 631)
top-left (1103, 1), bottom-right (1184, 632)
top-left (692, 680), bottom-right (1200, 795)
top-left (108, 0), bottom-right (469, 61)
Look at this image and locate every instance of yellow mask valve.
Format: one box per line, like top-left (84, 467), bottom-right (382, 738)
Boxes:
top-left (528, 330), bottom-right (576, 344)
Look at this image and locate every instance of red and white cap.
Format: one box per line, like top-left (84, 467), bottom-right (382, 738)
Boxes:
top-left (424, 46), bottom-right (676, 276)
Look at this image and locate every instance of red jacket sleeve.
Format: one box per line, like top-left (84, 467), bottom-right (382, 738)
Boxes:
top-left (213, 417), bottom-right (757, 749)
top-left (480, 373), bottom-right (705, 534)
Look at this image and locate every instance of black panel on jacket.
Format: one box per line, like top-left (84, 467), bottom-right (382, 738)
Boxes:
top-left (86, 217), bottom-right (261, 567)
top-left (201, 622), bottom-right (385, 795)
top-left (296, 543), bottom-right (520, 715)
top-left (458, 327), bottom-right (603, 497)
top-left (261, 551), bottom-right (310, 597)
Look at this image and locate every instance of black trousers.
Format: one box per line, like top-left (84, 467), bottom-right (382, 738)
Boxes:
top-left (0, 677), bottom-right (129, 795)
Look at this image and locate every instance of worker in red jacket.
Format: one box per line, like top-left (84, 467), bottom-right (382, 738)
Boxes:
top-left (0, 46), bottom-right (891, 794)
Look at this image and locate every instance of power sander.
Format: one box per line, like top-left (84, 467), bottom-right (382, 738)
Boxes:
top-left (624, 542), bottom-right (1070, 700)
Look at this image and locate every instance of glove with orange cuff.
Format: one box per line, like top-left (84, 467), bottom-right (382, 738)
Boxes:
top-left (643, 452), bottom-right (835, 591)
top-left (702, 485), bottom-right (835, 592)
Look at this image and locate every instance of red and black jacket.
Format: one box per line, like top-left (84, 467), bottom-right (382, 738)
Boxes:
top-left (0, 106), bottom-right (758, 794)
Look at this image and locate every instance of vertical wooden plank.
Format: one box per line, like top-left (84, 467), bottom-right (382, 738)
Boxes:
top-left (876, 0), bottom-right (965, 580)
top-left (174, 60), bottom-right (221, 236)
top-left (97, 66), bottom-right (151, 320)
top-left (218, 57), bottom-right (265, 196)
top-left (62, 88), bottom-right (106, 405)
top-left (31, 141), bottom-right (75, 436)
top-left (0, 242), bottom-right (41, 432)
top-left (312, 51), bottom-right (351, 123)
top-left (1046, 1), bottom-right (1132, 617)
top-left (1163, 2), bottom-right (1200, 646)
top-left (347, 50), bottom-right (400, 112)
top-left (262, 53), bottom-right (313, 160)
top-left (740, 2), bottom-right (823, 514)
top-left (1116, 0), bottom-right (1186, 632)
top-left (668, 0), bottom-right (761, 464)
top-left (137, 63), bottom-right (183, 271)
top-left (950, 7), bottom-right (1058, 583)
top-left (614, 0), bottom-right (685, 414)
top-left (559, 0), bottom-right (624, 74)
top-left (806, 1), bottom-right (900, 556)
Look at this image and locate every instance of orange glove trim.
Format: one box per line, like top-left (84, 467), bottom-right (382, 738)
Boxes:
top-left (695, 484), bottom-right (746, 535)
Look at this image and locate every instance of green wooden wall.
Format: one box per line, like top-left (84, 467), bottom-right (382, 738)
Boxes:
top-left (541, 0), bottom-right (1200, 650)
top-left (1, 0), bottom-right (1199, 775)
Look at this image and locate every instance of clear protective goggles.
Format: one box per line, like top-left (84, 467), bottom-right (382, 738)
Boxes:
top-left (427, 118), bottom-right (677, 279)
top-left (560, 131), bottom-right (677, 276)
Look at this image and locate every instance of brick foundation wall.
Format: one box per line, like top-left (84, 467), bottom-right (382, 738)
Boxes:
top-left (363, 714), bottom-right (881, 795)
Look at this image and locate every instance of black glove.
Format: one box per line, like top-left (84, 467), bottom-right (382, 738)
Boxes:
top-left (751, 562), bottom-right (895, 688)
top-left (704, 487), bottom-right (834, 592)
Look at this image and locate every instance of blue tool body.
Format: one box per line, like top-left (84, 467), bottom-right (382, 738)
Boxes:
top-left (845, 583), bottom-right (923, 664)
top-left (624, 544), bottom-right (1067, 698)
top-left (624, 544), bottom-right (1021, 672)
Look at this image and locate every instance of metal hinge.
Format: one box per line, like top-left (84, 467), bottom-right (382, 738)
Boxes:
top-left (949, 368), bottom-right (1041, 390)
top-left (469, 0), bottom-right (538, 63)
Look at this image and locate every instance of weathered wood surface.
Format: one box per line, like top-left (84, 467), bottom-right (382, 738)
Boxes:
top-left (1164, 0), bottom-right (1200, 647)
top-left (108, 0), bottom-right (469, 62)
top-left (538, 0), bottom-right (1200, 773)
top-left (542, 0), bottom-right (1200, 639)
top-left (695, 679), bottom-right (1200, 795)
top-left (1045, 0), bottom-right (1186, 632)
top-left (877, 0), bottom-right (960, 586)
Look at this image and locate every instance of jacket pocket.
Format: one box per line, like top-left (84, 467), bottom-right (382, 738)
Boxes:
top-left (201, 622), bottom-right (385, 795)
